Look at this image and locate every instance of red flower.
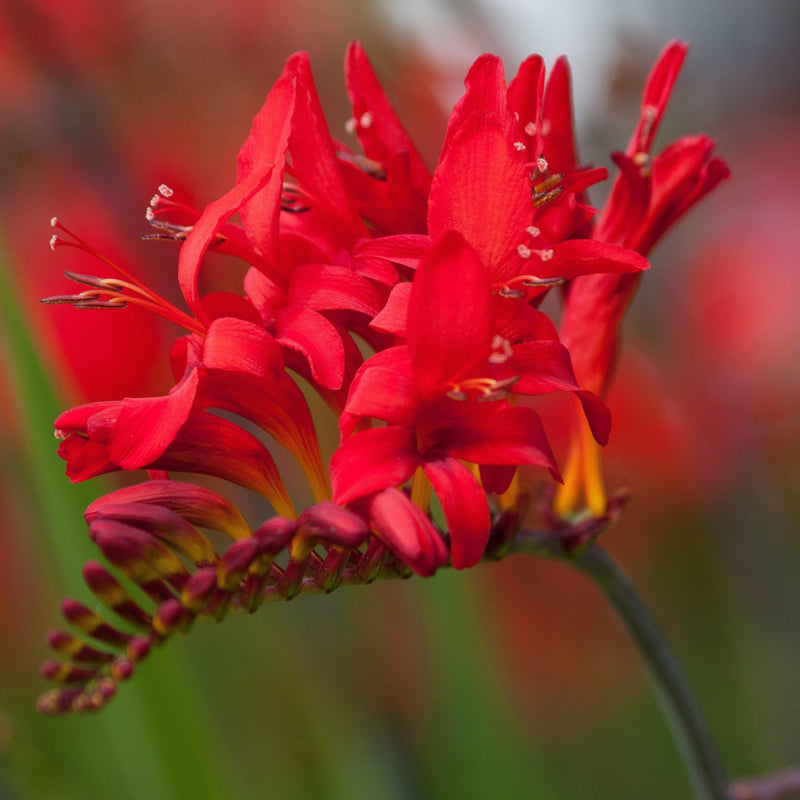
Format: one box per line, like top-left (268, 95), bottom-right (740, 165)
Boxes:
top-left (554, 41), bottom-right (729, 519)
top-left (331, 230), bottom-right (561, 570)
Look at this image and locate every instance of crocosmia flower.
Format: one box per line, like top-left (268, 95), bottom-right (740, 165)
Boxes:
top-left (36, 40), bottom-right (725, 715)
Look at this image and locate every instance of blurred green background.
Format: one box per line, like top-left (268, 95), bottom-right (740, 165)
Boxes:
top-left (1, 1), bottom-right (799, 798)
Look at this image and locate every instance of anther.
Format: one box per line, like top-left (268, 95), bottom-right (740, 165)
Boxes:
top-left (488, 335), bottom-right (513, 365)
top-left (359, 112), bottom-right (373, 128)
top-left (535, 248), bottom-right (554, 261)
top-left (149, 195), bottom-right (160, 207)
top-left (513, 141), bottom-right (526, 151)
top-left (49, 234), bottom-right (59, 251)
top-left (50, 217), bottom-right (58, 227)
top-left (526, 226), bottom-right (540, 237)
top-left (158, 184), bottom-right (174, 198)
top-left (345, 117), bottom-right (357, 134)
top-left (524, 122), bottom-right (537, 136)
top-left (517, 244), bottom-right (532, 259)
top-left (145, 207), bottom-right (155, 221)
top-left (496, 285), bottom-right (524, 298)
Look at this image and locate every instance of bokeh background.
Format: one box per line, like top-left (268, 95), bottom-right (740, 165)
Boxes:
top-left (1, 1), bottom-right (799, 798)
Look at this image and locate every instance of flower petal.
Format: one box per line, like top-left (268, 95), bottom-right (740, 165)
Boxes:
top-left (498, 340), bottom-right (612, 444)
top-left (421, 401), bottom-right (561, 481)
top-left (109, 370), bottom-right (200, 470)
top-left (423, 457), bottom-right (490, 570)
top-left (179, 166), bottom-right (274, 321)
top-left (330, 425), bottom-right (419, 505)
top-left (276, 305), bottom-right (345, 390)
top-left (360, 487), bottom-right (448, 577)
top-left (407, 230), bottom-right (493, 396)
top-left (344, 41), bottom-right (431, 195)
top-left (429, 112), bottom-right (533, 280)
top-left (235, 72), bottom-right (296, 261)
top-left (370, 281), bottom-right (411, 336)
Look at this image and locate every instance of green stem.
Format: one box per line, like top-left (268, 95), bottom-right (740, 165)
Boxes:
top-left (512, 529), bottom-right (729, 800)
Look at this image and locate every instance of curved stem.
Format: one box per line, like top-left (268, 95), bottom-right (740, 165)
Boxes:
top-left (512, 529), bottom-right (729, 800)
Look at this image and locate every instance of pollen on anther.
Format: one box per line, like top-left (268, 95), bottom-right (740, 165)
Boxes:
top-left (489, 335), bottom-right (513, 364)
top-left (158, 184), bottom-right (174, 198)
top-left (345, 117), bottom-right (357, 134)
top-left (524, 122), bottom-right (537, 136)
top-left (49, 234), bottom-right (59, 251)
top-left (145, 207), bottom-right (155, 221)
top-left (513, 141), bottom-right (526, 151)
top-left (537, 248), bottom-right (554, 261)
top-left (54, 429), bottom-right (66, 440)
top-left (517, 244), bottom-right (532, 259)
top-left (359, 112), bottom-right (373, 128)
top-left (149, 195), bottom-right (160, 207)
top-left (536, 156), bottom-right (548, 172)
top-left (526, 226), bottom-right (541, 237)
top-left (50, 216), bottom-right (58, 227)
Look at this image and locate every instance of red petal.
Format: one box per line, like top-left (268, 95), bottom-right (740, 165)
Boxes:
top-left (283, 53), bottom-right (366, 239)
top-left (507, 54), bottom-right (545, 156)
top-left (422, 402), bottom-right (561, 481)
top-left (370, 281), bottom-right (411, 336)
top-left (235, 73), bottom-right (296, 261)
top-left (354, 234), bottom-right (429, 267)
top-left (628, 40), bottom-right (688, 156)
top-left (344, 41), bottom-right (431, 195)
top-left (542, 56), bottom-right (579, 175)
top-left (86, 480), bottom-right (251, 540)
top-left (153, 411), bottom-right (295, 517)
top-left (109, 370), bottom-right (200, 470)
top-left (407, 230), bottom-right (492, 397)
top-left (330, 426), bottom-right (419, 505)
top-left (287, 263), bottom-right (382, 317)
top-left (361, 487), bottom-right (448, 577)
top-left (429, 112), bottom-right (533, 281)
top-left (547, 239), bottom-right (649, 280)
top-left (276, 305), bottom-right (345, 390)
top-left (423, 457), bottom-right (490, 570)
top-left (500, 340), bottom-right (612, 445)
top-left (203, 317), bottom-right (283, 382)
top-left (179, 166), bottom-right (274, 321)
top-left (441, 54), bottom-right (509, 158)
top-left (344, 350), bottom-right (418, 425)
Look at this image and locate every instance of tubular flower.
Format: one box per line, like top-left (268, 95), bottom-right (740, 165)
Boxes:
top-left (37, 40), bottom-right (723, 714)
top-left (553, 40), bottom-right (730, 520)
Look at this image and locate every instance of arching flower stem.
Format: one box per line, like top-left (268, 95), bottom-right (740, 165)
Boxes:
top-left (511, 526), bottom-right (729, 800)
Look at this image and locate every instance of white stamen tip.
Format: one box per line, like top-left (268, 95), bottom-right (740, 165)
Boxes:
top-left (145, 207), bottom-right (155, 221)
top-left (150, 194), bottom-right (160, 207)
top-left (517, 244), bottom-right (532, 259)
top-left (359, 112), bottom-right (373, 128)
top-left (49, 234), bottom-right (59, 251)
top-left (537, 248), bottom-right (554, 261)
top-left (526, 226), bottom-right (541, 237)
top-left (345, 117), bottom-right (357, 134)
top-left (489, 335), bottom-right (513, 364)
top-left (50, 216), bottom-right (58, 227)
top-left (524, 122), bottom-right (537, 136)
top-left (513, 141), bottom-right (526, 151)
top-left (158, 184), bottom-right (174, 198)
top-left (54, 429), bottom-right (66, 440)
top-left (537, 156), bottom-right (548, 172)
